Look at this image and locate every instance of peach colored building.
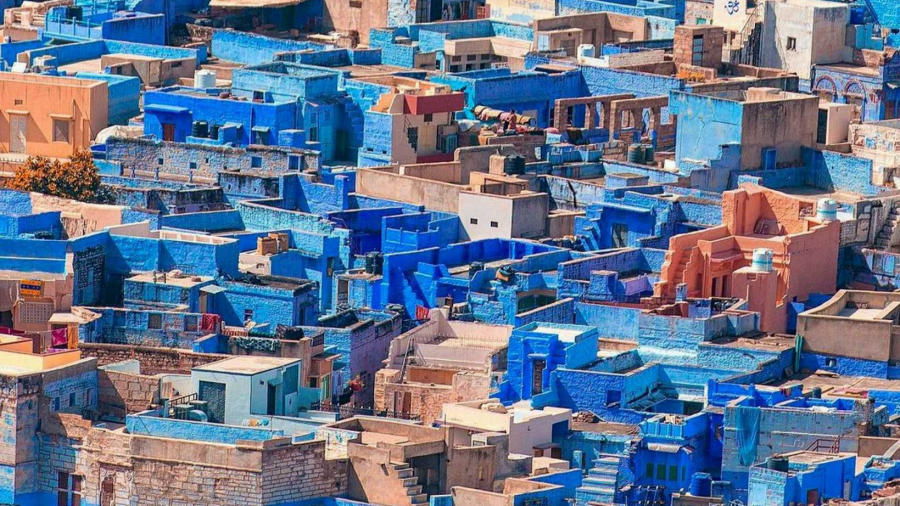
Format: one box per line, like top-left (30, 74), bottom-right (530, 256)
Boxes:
top-left (0, 73), bottom-right (108, 157)
top-left (653, 183), bottom-right (840, 333)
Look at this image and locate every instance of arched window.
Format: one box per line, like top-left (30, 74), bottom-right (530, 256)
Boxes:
top-left (813, 76), bottom-right (837, 102)
top-left (844, 81), bottom-right (866, 120)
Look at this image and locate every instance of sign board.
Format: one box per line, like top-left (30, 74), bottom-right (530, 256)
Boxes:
top-left (19, 280), bottom-right (43, 298)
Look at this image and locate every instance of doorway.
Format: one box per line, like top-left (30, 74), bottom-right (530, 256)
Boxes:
top-left (532, 359), bottom-right (546, 396)
top-left (267, 383), bottom-right (277, 415)
top-left (9, 115), bottom-right (25, 153)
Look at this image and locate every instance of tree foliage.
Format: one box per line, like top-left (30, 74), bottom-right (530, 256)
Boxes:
top-left (7, 149), bottom-right (101, 201)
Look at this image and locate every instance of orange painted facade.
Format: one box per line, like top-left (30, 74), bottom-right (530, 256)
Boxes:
top-left (0, 73), bottom-right (108, 157)
top-left (653, 183), bottom-right (840, 333)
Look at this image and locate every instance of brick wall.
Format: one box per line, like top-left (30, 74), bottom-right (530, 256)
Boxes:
top-left (375, 369), bottom-right (492, 424)
top-left (261, 440), bottom-right (349, 504)
top-left (79, 342), bottom-right (227, 374)
top-left (98, 368), bottom-right (159, 418)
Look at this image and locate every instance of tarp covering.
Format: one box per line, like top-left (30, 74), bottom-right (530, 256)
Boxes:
top-left (735, 405), bottom-right (761, 466)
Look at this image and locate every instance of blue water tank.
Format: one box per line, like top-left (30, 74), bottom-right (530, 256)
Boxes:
top-left (689, 472), bottom-right (712, 497)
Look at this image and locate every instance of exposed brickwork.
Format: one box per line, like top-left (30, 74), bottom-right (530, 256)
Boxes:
top-left (79, 342), bottom-right (228, 375)
top-left (98, 368), bottom-right (159, 418)
top-left (673, 25), bottom-right (724, 68)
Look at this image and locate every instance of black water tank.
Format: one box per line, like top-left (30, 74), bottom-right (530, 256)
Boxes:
top-left (192, 120), bottom-right (208, 138)
top-left (767, 456), bottom-right (789, 472)
top-left (503, 155), bottom-right (525, 175)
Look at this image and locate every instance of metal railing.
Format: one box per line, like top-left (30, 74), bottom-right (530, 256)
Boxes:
top-left (312, 402), bottom-right (421, 421)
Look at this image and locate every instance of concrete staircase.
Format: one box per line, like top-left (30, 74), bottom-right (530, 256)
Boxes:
top-left (576, 455), bottom-right (623, 505)
top-left (391, 463), bottom-right (429, 505)
top-left (875, 202), bottom-right (900, 249)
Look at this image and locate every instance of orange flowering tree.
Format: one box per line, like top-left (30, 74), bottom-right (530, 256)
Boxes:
top-left (7, 149), bottom-right (101, 201)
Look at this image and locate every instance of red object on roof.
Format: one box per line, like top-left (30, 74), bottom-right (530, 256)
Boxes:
top-left (404, 92), bottom-right (465, 115)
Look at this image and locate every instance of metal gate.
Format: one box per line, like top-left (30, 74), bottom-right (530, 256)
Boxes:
top-left (199, 381), bottom-right (226, 423)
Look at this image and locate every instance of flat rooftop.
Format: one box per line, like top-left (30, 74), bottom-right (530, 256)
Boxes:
top-left (127, 272), bottom-right (214, 288)
top-left (194, 355), bottom-right (299, 375)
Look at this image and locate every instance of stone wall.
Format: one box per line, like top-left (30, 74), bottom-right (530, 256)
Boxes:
top-left (38, 417), bottom-right (349, 505)
top-left (98, 368), bottom-right (160, 418)
top-left (261, 439), bottom-right (349, 504)
top-left (374, 369), bottom-right (492, 424)
top-left (79, 342), bottom-right (227, 374)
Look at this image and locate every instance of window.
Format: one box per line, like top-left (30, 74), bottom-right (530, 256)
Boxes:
top-left (451, 55), bottom-right (461, 62)
top-left (253, 90), bottom-right (265, 101)
top-left (171, 61), bottom-right (182, 68)
top-left (490, 221), bottom-right (499, 228)
top-left (68, 392), bottom-right (76, 408)
top-left (53, 397), bottom-right (60, 410)
top-left (14, 99), bottom-right (22, 105)
top-left (53, 119), bottom-right (70, 143)
top-left (157, 158), bottom-right (164, 165)
top-left (189, 161), bottom-right (197, 170)
top-left (646, 463), bottom-right (654, 479)
top-left (612, 223), bottom-right (628, 248)
top-left (148, 313), bottom-right (162, 330)
top-left (288, 155), bottom-right (300, 170)
top-left (423, 113), bottom-right (433, 123)
top-left (449, 65), bottom-right (460, 72)
top-left (57, 472), bottom-right (82, 506)
top-left (531, 359), bottom-right (545, 395)
top-left (309, 377), bottom-right (318, 388)
top-left (466, 54), bottom-right (477, 61)
top-left (470, 218), bottom-right (478, 225)
top-left (184, 316), bottom-right (198, 332)
top-left (786, 37), bottom-right (797, 51)
top-left (480, 54), bottom-right (491, 60)
top-left (656, 464), bottom-right (666, 481)
top-left (691, 34), bottom-right (704, 66)
top-left (669, 465), bottom-right (678, 481)
top-left (251, 156), bottom-right (263, 168)
top-left (407, 127), bottom-right (418, 150)
top-left (244, 309), bottom-right (254, 322)
top-left (606, 390), bottom-right (621, 406)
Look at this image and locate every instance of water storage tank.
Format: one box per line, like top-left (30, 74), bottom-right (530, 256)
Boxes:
top-left (191, 121), bottom-right (208, 138)
top-left (643, 144), bottom-right (654, 163)
top-left (751, 248), bottom-right (773, 273)
top-left (503, 155), bottom-right (525, 175)
top-left (194, 69), bottom-right (217, 89)
top-left (689, 473), bottom-right (712, 497)
top-left (766, 456), bottom-right (789, 472)
top-left (627, 144), bottom-right (644, 164)
top-left (817, 198), bottom-right (838, 222)
top-left (577, 44), bottom-right (595, 59)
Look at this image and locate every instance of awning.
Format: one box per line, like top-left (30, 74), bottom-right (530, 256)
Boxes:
top-left (251, 126), bottom-right (271, 133)
top-left (887, 82), bottom-right (900, 90)
top-left (647, 442), bottom-right (692, 454)
top-left (200, 285), bottom-right (226, 295)
top-left (145, 104), bottom-right (190, 114)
